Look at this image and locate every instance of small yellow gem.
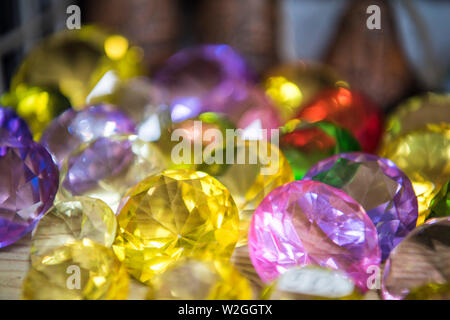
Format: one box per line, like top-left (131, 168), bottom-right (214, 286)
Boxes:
top-left (23, 239), bottom-right (129, 300)
top-left (30, 197), bottom-right (117, 266)
top-left (147, 258), bottom-right (252, 300)
top-left (113, 170), bottom-right (239, 284)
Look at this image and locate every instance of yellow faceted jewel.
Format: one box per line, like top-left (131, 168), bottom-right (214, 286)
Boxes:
top-left (113, 170), bottom-right (240, 284)
top-left (23, 239), bottom-right (129, 300)
top-left (147, 258), bottom-right (252, 300)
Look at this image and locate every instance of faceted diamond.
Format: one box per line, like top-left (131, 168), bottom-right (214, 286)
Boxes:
top-left (429, 180), bottom-right (450, 219)
top-left (381, 124), bottom-right (450, 225)
top-left (147, 258), bottom-right (252, 300)
top-left (263, 266), bottom-right (362, 300)
top-left (31, 197), bottom-right (117, 266)
top-left (197, 140), bottom-right (294, 246)
top-left (58, 134), bottom-right (167, 212)
top-left (382, 217), bottom-right (450, 300)
top-left (296, 88), bottom-right (383, 152)
top-left (113, 170), bottom-right (239, 284)
top-left (0, 106), bottom-right (32, 140)
top-left (0, 133), bottom-right (59, 248)
top-left (23, 239), bottom-right (129, 300)
top-left (263, 62), bottom-right (344, 122)
top-left (280, 119), bottom-right (361, 179)
top-left (40, 104), bottom-right (136, 168)
top-left (248, 180), bottom-right (381, 291)
top-left (303, 152), bottom-right (418, 260)
top-left (11, 26), bottom-right (143, 109)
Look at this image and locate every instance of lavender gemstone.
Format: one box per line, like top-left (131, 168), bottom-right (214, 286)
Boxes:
top-left (0, 132), bottom-right (59, 248)
top-left (40, 104), bottom-right (136, 167)
top-left (303, 152), bottom-right (418, 260)
top-left (0, 106), bottom-right (32, 140)
top-left (154, 45), bottom-right (254, 121)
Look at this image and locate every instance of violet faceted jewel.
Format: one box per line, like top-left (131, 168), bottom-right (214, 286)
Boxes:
top-left (248, 180), bottom-right (380, 292)
top-left (0, 132), bottom-right (59, 248)
top-left (0, 106), bottom-right (32, 140)
top-left (303, 152), bottom-right (418, 260)
top-left (40, 104), bottom-right (135, 167)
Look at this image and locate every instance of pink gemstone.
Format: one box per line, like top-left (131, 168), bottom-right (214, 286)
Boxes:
top-left (248, 180), bottom-right (381, 291)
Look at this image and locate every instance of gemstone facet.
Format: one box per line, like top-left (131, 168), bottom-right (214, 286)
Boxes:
top-left (113, 170), bottom-right (239, 284)
top-left (428, 180), bottom-right (450, 219)
top-left (147, 258), bottom-right (252, 300)
top-left (0, 133), bottom-right (59, 248)
top-left (303, 152), bottom-right (418, 260)
top-left (23, 239), bottom-right (129, 300)
top-left (382, 217), bottom-right (450, 300)
top-left (248, 180), bottom-right (381, 291)
top-left (31, 197), bottom-right (117, 266)
top-left (0, 106), bottom-right (32, 140)
top-left (41, 105), bottom-right (136, 167)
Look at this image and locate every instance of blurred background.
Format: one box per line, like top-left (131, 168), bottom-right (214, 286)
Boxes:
top-left (1, 0), bottom-right (449, 110)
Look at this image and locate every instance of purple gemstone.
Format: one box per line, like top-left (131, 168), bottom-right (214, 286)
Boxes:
top-left (0, 107), bottom-right (32, 141)
top-left (154, 45), bottom-right (254, 121)
top-left (303, 152), bottom-right (418, 260)
top-left (0, 132), bottom-right (59, 248)
top-left (40, 104), bottom-right (136, 167)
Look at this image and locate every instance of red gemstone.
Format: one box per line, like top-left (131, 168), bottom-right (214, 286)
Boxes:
top-left (296, 88), bottom-right (383, 152)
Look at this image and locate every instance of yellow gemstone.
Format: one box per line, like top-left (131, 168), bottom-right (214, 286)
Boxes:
top-left (147, 258), bottom-right (252, 300)
top-left (30, 197), bottom-right (117, 266)
top-left (11, 25), bottom-right (143, 109)
top-left (382, 93), bottom-right (450, 146)
top-left (380, 124), bottom-right (450, 225)
top-left (197, 139), bottom-right (294, 245)
top-left (57, 135), bottom-right (167, 212)
top-left (113, 170), bottom-right (239, 284)
top-left (0, 85), bottom-right (71, 140)
top-left (262, 266), bottom-right (362, 300)
top-left (23, 239), bottom-right (129, 300)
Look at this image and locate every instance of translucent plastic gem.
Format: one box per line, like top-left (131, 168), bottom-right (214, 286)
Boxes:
top-left (113, 170), bottom-right (239, 284)
top-left (280, 119), bottom-right (361, 179)
top-left (0, 133), bottom-right (59, 248)
top-left (428, 180), bottom-right (450, 219)
top-left (304, 152), bottom-right (418, 260)
top-left (58, 134), bottom-right (167, 212)
top-left (382, 217), bottom-right (450, 300)
top-left (40, 104), bottom-right (136, 168)
top-left (381, 124), bottom-right (450, 225)
top-left (248, 180), bottom-right (380, 291)
top-left (0, 106), bottom-right (32, 140)
top-left (147, 258), bottom-right (252, 300)
top-left (23, 239), bottom-right (129, 300)
top-left (31, 197), bottom-right (117, 266)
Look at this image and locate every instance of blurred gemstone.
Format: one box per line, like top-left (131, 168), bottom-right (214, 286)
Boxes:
top-left (296, 88), bottom-right (383, 152)
top-left (428, 180), bottom-right (450, 219)
top-left (304, 152), bottom-right (418, 260)
top-left (248, 180), bottom-right (380, 291)
top-left (154, 44), bottom-right (253, 120)
top-left (382, 217), bottom-right (450, 300)
top-left (381, 124), bottom-right (450, 225)
top-left (23, 239), bottom-right (129, 300)
top-left (113, 170), bottom-right (239, 284)
top-left (0, 106), bottom-right (32, 140)
top-left (382, 93), bottom-right (450, 146)
top-left (1, 85), bottom-right (71, 140)
top-left (263, 62), bottom-right (345, 122)
top-left (58, 134), bottom-right (167, 212)
top-left (40, 104), bottom-right (135, 168)
top-left (11, 26), bottom-right (143, 109)
top-left (31, 197), bottom-right (117, 266)
top-left (263, 266), bottom-right (362, 300)
top-left (280, 119), bottom-right (361, 179)
top-left (147, 258), bottom-right (252, 300)
top-left (405, 283), bottom-right (450, 300)
top-left (0, 133), bottom-right (59, 248)
top-left (197, 139), bottom-right (294, 246)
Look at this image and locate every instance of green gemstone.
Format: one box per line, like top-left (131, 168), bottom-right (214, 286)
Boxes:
top-left (406, 283), bottom-right (450, 300)
top-left (428, 180), bottom-right (450, 219)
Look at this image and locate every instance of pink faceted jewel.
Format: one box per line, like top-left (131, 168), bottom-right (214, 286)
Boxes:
top-left (248, 180), bottom-right (381, 291)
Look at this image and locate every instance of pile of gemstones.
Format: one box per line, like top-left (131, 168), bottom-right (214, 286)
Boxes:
top-left (1, 26), bottom-right (450, 300)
